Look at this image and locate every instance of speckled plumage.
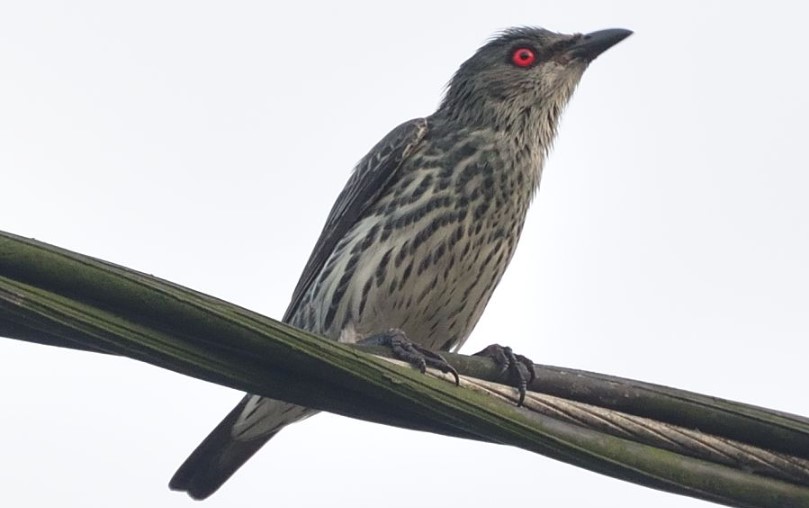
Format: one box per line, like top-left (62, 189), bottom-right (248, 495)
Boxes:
top-left (170, 26), bottom-right (631, 499)
top-left (292, 122), bottom-right (537, 351)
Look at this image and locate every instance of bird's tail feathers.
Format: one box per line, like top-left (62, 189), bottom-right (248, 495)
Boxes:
top-left (169, 395), bottom-right (311, 500)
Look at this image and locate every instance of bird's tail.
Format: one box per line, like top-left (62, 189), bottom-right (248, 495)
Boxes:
top-left (170, 395), bottom-right (313, 500)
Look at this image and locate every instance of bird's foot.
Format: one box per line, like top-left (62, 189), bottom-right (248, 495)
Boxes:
top-left (473, 344), bottom-right (536, 406)
top-left (361, 328), bottom-right (460, 386)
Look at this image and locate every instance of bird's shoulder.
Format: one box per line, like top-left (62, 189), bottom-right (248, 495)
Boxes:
top-left (357, 117), bottom-right (429, 173)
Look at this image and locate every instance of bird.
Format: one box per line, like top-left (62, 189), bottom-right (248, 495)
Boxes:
top-left (170, 25), bottom-right (632, 500)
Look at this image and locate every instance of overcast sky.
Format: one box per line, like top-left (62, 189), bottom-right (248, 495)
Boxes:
top-left (1, 2), bottom-right (807, 507)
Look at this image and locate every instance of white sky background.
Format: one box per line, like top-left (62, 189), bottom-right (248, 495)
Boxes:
top-left (1, 1), bottom-right (807, 507)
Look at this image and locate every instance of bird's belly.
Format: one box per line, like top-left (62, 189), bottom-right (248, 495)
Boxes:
top-left (341, 221), bottom-right (510, 352)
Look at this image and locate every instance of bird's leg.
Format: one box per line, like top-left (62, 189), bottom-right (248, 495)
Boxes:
top-left (473, 345), bottom-right (536, 406)
top-left (360, 328), bottom-right (460, 386)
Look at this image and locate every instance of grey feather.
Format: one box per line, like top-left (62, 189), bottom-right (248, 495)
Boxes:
top-left (284, 118), bottom-right (429, 322)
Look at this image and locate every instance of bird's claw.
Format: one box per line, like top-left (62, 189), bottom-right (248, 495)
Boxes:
top-left (362, 328), bottom-right (460, 385)
top-left (473, 344), bottom-right (536, 406)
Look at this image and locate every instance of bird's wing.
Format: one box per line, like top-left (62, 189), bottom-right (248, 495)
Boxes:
top-left (169, 118), bottom-right (429, 500)
top-left (282, 117), bottom-right (429, 322)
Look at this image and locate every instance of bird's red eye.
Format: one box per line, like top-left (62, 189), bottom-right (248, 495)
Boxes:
top-left (511, 47), bottom-right (536, 67)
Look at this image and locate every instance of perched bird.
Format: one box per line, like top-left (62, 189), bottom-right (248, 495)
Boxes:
top-left (170, 26), bottom-right (632, 499)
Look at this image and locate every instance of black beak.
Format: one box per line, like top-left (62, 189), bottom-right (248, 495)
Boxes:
top-left (567, 28), bottom-right (633, 61)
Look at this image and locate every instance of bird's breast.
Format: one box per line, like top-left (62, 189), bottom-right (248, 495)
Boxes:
top-left (298, 131), bottom-right (537, 352)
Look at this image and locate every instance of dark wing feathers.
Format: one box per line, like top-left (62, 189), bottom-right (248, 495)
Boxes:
top-left (170, 118), bottom-right (429, 500)
top-left (282, 117), bottom-right (429, 322)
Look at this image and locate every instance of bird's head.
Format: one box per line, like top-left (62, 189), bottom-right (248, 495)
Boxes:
top-left (438, 27), bottom-right (631, 145)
